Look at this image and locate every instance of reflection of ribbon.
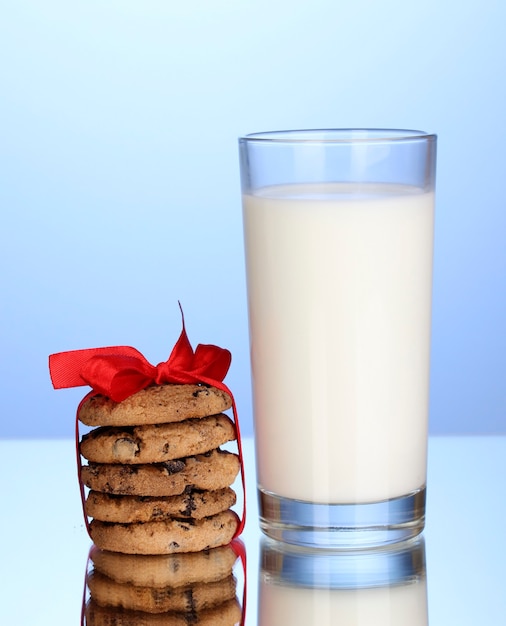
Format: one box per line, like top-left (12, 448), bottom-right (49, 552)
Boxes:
top-left (49, 308), bottom-right (246, 539)
top-left (231, 538), bottom-right (248, 626)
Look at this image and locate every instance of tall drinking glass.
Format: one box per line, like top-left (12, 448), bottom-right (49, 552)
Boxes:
top-left (239, 129), bottom-right (437, 548)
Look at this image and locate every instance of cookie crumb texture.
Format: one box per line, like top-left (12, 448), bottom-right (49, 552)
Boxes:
top-left (79, 384), bottom-right (233, 427)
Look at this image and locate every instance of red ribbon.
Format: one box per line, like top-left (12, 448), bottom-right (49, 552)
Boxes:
top-left (49, 317), bottom-right (232, 402)
top-left (49, 311), bottom-right (246, 540)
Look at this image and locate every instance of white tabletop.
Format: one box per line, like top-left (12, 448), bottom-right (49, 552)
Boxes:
top-left (1, 436), bottom-right (505, 625)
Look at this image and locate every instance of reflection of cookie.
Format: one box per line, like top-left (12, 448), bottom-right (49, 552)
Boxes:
top-left (87, 569), bottom-right (236, 613)
top-left (90, 510), bottom-right (240, 555)
top-left (81, 449), bottom-right (240, 497)
top-left (80, 414), bottom-right (236, 464)
top-left (85, 597), bottom-right (242, 625)
top-left (86, 487), bottom-right (237, 523)
top-left (79, 385), bottom-right (232, 427)
top-left (89, 544), bottom-right (238, 588)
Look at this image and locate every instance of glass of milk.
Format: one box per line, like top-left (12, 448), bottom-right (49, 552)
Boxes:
top-left (259, 536), bottom-right (428, 625)
top-left (239, 129), bottom-right (437, 548)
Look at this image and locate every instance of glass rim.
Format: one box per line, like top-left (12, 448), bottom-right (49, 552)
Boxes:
top-left (239, 128), bottom-right (436, 144)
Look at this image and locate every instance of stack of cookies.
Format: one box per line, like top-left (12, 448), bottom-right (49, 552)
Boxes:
top-left (85, 545), bottom-right (242, 625)
top-left (78, 383), bottom-right (241, 555)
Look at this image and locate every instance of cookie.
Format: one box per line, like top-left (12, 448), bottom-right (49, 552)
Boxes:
top-left (89, 510), bottom-right (240, 555)
top-left (85, 597), bottom-right (242, 626)
top-left (86, 487), bottom-right (237, 523)
top-left (79, 384), bottom-right (232, 427)
top-left (80, 414), bottom-right (236, 464)
top-left (89, 544), bottom-right (238, 588)
top-left (81, 449), bottom-right (240, 497)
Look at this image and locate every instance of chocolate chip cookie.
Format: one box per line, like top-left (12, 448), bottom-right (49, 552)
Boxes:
top-left (81, 449), bottom-right (240, 497)
top-left (80, 414), bottom-right (236, 464)
top-left (79, 384), bottom-right (232, 427)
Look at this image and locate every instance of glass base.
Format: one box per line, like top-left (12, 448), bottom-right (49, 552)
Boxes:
top-left (258, 486), bottom-right (426, 549)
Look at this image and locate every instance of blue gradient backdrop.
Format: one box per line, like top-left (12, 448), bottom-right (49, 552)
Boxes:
top-left (1, 0), bottom-right (505, 437)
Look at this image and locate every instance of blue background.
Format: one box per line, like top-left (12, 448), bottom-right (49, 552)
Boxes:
top-left (1, 0), bottom-right (505, 438)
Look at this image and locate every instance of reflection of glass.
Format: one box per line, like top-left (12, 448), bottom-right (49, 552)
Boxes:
top-left (82, 544), bottom-right (244, 625)
top-left (259, 536), bottom-right (427, 625)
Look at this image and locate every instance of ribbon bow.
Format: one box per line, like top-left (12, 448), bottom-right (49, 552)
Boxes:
top-left (49, 316), bottom-right (231, 402)
top-left (48, 309), bottom-right (245, 539)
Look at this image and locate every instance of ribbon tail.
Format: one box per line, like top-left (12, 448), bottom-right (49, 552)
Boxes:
top-left (231, 538), bottom-right (247, 626)
top-left (199, 376), bottom-right (247, 539)
top-left (50, 346), bottom-right (149, 391)
top-left (76, 392), bottom-right (93, 540)
top-left (230, 395), bottom-right (247, 539)
top-left (50, 351), bottom-right (94, 389)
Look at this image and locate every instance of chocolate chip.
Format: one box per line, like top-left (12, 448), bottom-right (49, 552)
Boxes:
top-left (151, 507), bottom-right (165, 520)
top-left (171, 559), bottom-right (180, 573)
top-left (151, 588), bottom-right (170, 603)
top-left (192, 385), bottom-right (210, 398)
top-left (162, 459), bottom-right (186, 474)
top-left (185, 589), bottom-right (197, 612)
top-left (119, 465), bottom-right (139, 475)
top-left (182, 492), bottom-right (196, 516)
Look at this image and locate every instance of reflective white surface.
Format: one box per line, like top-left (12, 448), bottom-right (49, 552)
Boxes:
top-left (1, 436), bottom-right (505, 624)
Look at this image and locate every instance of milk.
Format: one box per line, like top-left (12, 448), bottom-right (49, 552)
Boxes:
top-left (243, 183), bottom-right (434, 504)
